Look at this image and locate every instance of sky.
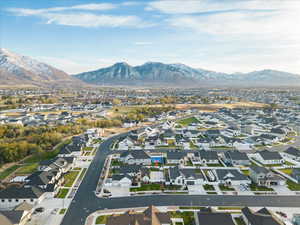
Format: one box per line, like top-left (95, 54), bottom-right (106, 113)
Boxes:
top-left (1, 0), bottom-right (300, 74)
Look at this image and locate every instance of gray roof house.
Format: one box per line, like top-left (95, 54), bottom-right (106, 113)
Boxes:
top-left (283, 147), bottom-right (300, 161)
top-left (215, 169), bottom-right (250, 185)
top-left (224, 151), bottom-right (250, 166)
top-left (195, 211), bottom-right (235, 225)
top-left (249, 165), bottom-right (286, 187)
top-left (242, 207), bottom-right (284, 225)
top-left (256, 150), bottom-right (284, 165)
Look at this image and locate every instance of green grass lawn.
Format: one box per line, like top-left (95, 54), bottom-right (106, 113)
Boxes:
top-left (279, 168), bottom-right (293, 175)
top-left (0, 165), bottom-right (21, 180)
top-left (250, 183), bottom-right (274, 191)
top-left (284, 161), bottom-right (295, 166)
top-left (241, 170), bottom-right (250, 176)
top-left (96, 215), bottom-right (108, 224)
top-left (63, 171), bottom-right (80, 187)
top-left (15, 163), bottom-right (38, 175)
top-left (207, 191), bottom-right (218, 195)
top-left (235, 217), bottom-right (246, 225)
top-left (219, 184), bottom-right (235, 191)
top-left (82, 146), bottom-right (94, 151)
top-left (130, 183), bottom-right (162, 192)
top-left (177, 117), bottom-right (199, 126)
top-left (59, 208), bottom-right (67, 214)
top-left (287, 180), bottom-right (300, 191)
top-left (169, 211), bottom-right (195, 225)
top-left (206, 163), bottom-right (223, 167)
top-left (56, 188), bottom-right (69, 198)
top-left (111, 160), bottom-right (124, 167)
top-left (203, 184), bottom-right (215, 191)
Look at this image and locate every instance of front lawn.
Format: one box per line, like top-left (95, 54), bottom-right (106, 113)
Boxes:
top-left (59, 208), bottom-right (67, 214)
top-left (56, 188), bottom-right (69, 198)
top-left (279, 168), bottom-right (293, 175)
top-left (96, 215), bottom-right (108, 224)
top-left (130, 183), bottom-right (162, 192)
top-left (235, 217), bottom-right (246, 225)
top-left (241, 170), bottom-right (250, 176)
top-left (203, 184), bottom-right (215, 191)
top-left (206, 163), bottom-right (223, 167)
top-left (287, 180), bottom-right (300, 191)
top-left (63, 171), bottom-right (80, 187)
top-left (219, 184), bottom-right (235, 191)
top-left (250, 183), bottom-right (274, 191)
top-left (169, 211), bottom-right (195, 225)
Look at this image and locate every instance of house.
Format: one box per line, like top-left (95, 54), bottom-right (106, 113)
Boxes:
top-left (163, 129), bottom-right (176, 145)
top-left (255, 150), bottom-right (284, 165)
top-left (259, 134), bottom-right (280, 144)
top-left (118, 136), bottom-right (136, 150)
top-left (24, 169), bottom-right (63, 196)
top-left (166, 151), bottom-right (187, 164)
top-left (242, 207), bottom-right (284, 225)
top-left (283, 147), bottom-right (300, 161)
top-left (168, 166), bottom-right (182, 186)
top-left (0, 186), bottom-right (45, 209)
top-left (59, 136), bottom-right (86, 157)
top-left (249, 165), bottom-right (286, 187)
top-left (167, 167), bottom-right (205, 186)
top-left (270, 128), bottom-right (287, 137)
top-left (197, 151), bottom-right (219, 165)
top-left (110, 174), bottom-right (132, 187)
top-left (224, 151), bottom-right (251, 166)
top-left (291, 168), bottom-right (300, 184)
top-left (38, 157), bottom-right (74, 173)
top-left (195, 210), bottom-right (235, 225)
top-left (0, 202), bottom-right (33, 225)
top-left (214, 169), bottom-right (250, 186)
top-left (119, 165), bottom-right (150, 183)
top-left (180, 168), bottom-right (205, 185)
top-left (106, 205), bottom-right (171, 225)
top-left (205, 129), bottom-right (221, 137)
top-left (162, 121), bottom-right (175, 130)
top-left (119, 151), bottom-right (151, 165)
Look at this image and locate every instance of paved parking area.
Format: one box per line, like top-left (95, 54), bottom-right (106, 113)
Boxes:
top-left (188, 185), bottom-right (206, 194)
top-left (106, 186), bottom-right (130, 197)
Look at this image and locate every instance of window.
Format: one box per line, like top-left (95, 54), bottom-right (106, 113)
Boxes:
top-left (8, 199), bottom-right (12, 202)
top-left (31, 199), bottom-right (34, 202)
top-left (15, 199), bottom-right (19, 202)
top-left (1, 199), bottom-right (4, 202)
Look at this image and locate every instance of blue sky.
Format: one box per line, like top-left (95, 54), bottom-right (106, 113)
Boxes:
top-left (1, 0), bottom-right (300, 74)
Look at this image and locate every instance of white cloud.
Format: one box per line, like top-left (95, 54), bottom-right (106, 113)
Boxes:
top-left (8, 4), bottom-right (151, 28)
top-left (43, 13), bottom-right (147, 28)
top-left (8, 3), bottom-right (116, 15)
top-left (146, 0), bottom-right (297, 14)
top-left (134, 41), bottom-right (153, 45)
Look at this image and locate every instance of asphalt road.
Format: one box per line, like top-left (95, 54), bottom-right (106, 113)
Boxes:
top-left (61, 132), bottom-right (300, 225)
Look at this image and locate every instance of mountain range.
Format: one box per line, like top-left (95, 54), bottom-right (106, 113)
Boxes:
top-left (0, 48), bottom-right (83, 88)
top-left (74, 62), bottom-right (300, 87)
top-left (1, 48), bottom-right (300, 88)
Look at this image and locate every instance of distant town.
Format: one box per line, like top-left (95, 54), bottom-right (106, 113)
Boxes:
top-left (0, 87), bottom-right (300, 225)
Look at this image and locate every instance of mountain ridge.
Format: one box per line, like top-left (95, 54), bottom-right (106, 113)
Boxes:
top-left (74, 62), bottom-right (300, 86)
top-left (0, 48), bottom-right (85, 88)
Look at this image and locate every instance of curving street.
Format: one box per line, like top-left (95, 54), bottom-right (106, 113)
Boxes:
top-left (60, 132), bottom-right (300, 225)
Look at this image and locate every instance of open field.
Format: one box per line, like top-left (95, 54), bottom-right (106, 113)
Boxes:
top-left (107, 101), bottom-right (268, 119)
